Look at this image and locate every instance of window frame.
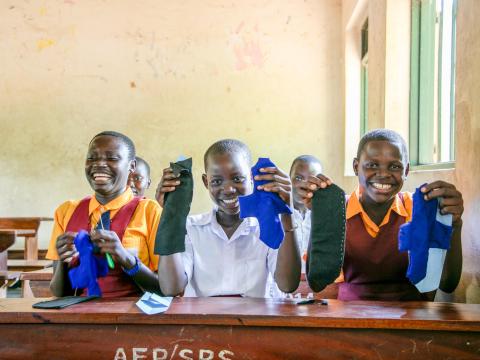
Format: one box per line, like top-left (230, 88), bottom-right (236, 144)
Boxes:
top-left (409, 0), bottom-right (457, 169)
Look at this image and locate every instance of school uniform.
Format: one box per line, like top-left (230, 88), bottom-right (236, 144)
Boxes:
top-left (339, 188), bottom-right (430, 301)
top-left (182, 208), bottom-right (278, 298)
top-left (46, 188), bottom-right (161, 297)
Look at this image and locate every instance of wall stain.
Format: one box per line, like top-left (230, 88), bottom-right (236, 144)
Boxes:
top-left (230, 22), bottom-right (267, 71)
top-left (37, 39), bottom-right (55, 51)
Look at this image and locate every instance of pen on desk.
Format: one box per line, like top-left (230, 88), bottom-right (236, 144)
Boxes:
top-left (99, 213), bottom-right (115, 269)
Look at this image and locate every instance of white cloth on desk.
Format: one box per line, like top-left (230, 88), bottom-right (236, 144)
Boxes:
top-left (182, 208), bottom-right (278, 298)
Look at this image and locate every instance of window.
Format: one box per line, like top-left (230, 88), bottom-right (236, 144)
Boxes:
top-left (360, 20), bottom-right (368, 137)
top-left (410, 0), bottom-right (457, 167)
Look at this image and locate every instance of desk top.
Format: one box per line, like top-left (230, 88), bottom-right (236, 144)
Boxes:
top-left (19, 267), bottom-right (53, 280)
top-left (0, 297), bottom-right (479, 332)
top-left (0, 217), bottom-right (53, 222)
top-left (0, 229), bottom-right (36, 238)
top-left (0, 217), bottom-right (53, 231)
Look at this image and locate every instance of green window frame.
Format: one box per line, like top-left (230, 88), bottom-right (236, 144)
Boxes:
top-left (409, 0), bottom-right (457, 167)
top-left (360, 19), bottom-right (369, 137)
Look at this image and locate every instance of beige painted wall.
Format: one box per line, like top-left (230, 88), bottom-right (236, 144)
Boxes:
top-left (450, 0), bottom-right (480, 303)
top-left (0, 0), bottom-right (344, 249)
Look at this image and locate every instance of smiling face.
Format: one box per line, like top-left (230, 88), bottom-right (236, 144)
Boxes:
top-left (353, 140), bottom-right (409, 206)
top-left (85, 135), bottom-right (135, 204)
top-left (290, 160), bottom-right (323, 210)
top-left (202, 152), bottom-right (252, 216)
top-left (129, 161), bottom-right (151, 197)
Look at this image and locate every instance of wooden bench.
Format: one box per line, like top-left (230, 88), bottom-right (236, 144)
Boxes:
top-left (0, 297), bottom-right (479, 359)
top-left (20, 268), bottom-right (53, 298)
top-left (7, 259), bottom-right (52, 272)
top-left (0, 217), bottom-right (53, 260)
top-left (0, 230), bottom-right (18, 298)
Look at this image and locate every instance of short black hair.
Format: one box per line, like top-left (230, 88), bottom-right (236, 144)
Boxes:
top-left (357, 128), bottom-right (408, 163)
top-left (135, 156), bottom-right (151, 176)
top-left (90, 131), bottom-right (136, 161)
top-left (203, 139), bottom-right (252, 171)
top-left (289, 155), bottom-right (323, 175)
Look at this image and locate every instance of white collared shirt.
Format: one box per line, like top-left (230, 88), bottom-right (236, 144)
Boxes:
top-left (292, 208), bottom-right (311, 274)
top-left (182, 209), bottom-right (278, 298)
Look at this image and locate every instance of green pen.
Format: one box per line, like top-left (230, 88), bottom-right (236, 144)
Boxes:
top-left (99, 212), bottom-right (115, 269)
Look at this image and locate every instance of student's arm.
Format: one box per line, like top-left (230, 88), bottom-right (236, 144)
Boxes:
top-left (275, 213), bottom-right (301, 292)
top-left (49, 232), bottom-right (77, 297)
top-left (440, 223), bottom-right (462, 292)
top-left (157, 253), bottom-right (188, 296)
top-left (255, 166), bottom-right (301, 293)
top-left (421, 181), bottom-right (464, 293)
top-left (91, 230), bottom-right (161, 293)
top-left (154, 166), bottom-right (190, 295)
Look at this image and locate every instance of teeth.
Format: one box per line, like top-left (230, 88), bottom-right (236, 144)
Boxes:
top-left (372, 183), bottom-right (392, 190)
top-left (223, 198), bottom-right (237, 204)
top-left (93, 173), bottom-right (111, 181)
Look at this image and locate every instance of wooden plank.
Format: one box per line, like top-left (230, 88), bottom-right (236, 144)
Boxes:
top-left (7, 260), bottom-right (52, 272)
top-left (0, 298), bottom-right (479, 332)
top-left (26, 280), bottom-right (52, 298)
top-left (0, 230), bottom-right (16, 253)
top-left (19, 268), bottom-right (53, 281)
top-left (0, 218), bottom-right (53, 261)
top-left (20, 268), bottom-right (53, 298)
top-left (0, 218), bottom-right (53, 231)
top-left (24, 236), bottom-right (38, 262)
top-left (0, 231), bottom-right (16, 275)
top-left (8, 249), bottom-right (48, 260)
top-left (0, 297), bottom-right (479, 359)
top-left (0, 323), bottom-right (478, 360)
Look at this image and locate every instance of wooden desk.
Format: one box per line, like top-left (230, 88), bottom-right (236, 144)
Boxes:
top-left (20, 267), bottom-right (53, 298)
top-left (1, 230), bottom-right (16, 270)
top-left (7, 259), bottom-right (52, 271)
top-left (0, 297), bottom-right (479, 359)
top-left (0, 230), bottom-right (16, 254)
top-left (0, 230), bottom-right (17, 297)
top-left (0, 217), bottom-right (53, 260)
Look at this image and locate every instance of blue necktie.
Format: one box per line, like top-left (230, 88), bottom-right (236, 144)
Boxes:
top-left (93, 211), bottom-right (110, 254)
top-left (96, 211), bottom-right (111, 230)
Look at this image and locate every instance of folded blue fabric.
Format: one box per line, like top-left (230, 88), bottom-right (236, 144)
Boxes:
top-left (398, 184), bottom-right (453, 285)
top-left (239, 158), bottom-right (292, 249)
top-left (68, 230), bottom-right (109, 296)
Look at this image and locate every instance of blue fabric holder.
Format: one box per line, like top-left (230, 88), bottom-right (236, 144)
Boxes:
top-left (398, 184), bottom-right (453, 285)
top-left (68, 230), bottom-right (109, 296)
top-left (239, 157), bottom-right (292, 249)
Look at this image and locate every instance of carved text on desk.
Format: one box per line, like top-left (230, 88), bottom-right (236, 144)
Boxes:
top-left (114, 347), bottom-right (235, 360)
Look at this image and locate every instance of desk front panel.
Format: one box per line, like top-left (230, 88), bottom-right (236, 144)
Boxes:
top-left (1, 323), bottom-right (479, 360)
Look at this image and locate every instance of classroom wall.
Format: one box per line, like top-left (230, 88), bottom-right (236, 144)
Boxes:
top-left (450, 0), bottom-right (480, 303)
top-left (0, 1), bottom-right (344, 249)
